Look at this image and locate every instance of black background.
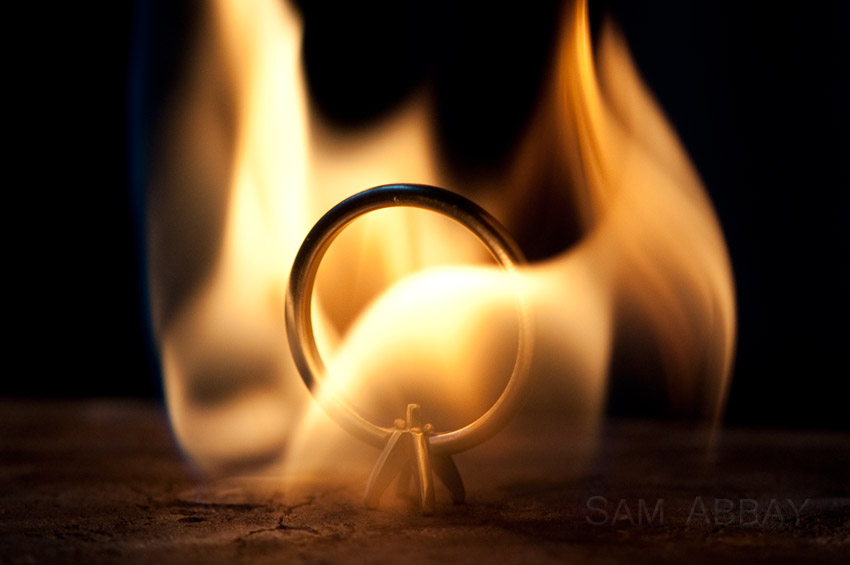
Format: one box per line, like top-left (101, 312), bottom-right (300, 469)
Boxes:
top-left (7, 1), bottom-right (847, 430)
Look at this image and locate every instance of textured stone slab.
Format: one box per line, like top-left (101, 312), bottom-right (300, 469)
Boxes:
top-left (1, 400), bottom-right (848, 563)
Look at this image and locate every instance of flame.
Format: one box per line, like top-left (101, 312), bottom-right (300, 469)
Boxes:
top-left (148, 0), bottom-right (735, 474)
top-left (149, 0), bottom-right (313, 467)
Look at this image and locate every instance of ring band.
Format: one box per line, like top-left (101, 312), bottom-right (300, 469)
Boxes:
top-left (285, 184), bottom-right (532, 455)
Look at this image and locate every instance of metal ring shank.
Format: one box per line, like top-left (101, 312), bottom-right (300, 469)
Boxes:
top-left (285, 184), bottom-right (531, 455)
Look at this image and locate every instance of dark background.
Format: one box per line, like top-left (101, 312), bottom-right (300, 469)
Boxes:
top-left (7, 1), bottom-right (847, 430)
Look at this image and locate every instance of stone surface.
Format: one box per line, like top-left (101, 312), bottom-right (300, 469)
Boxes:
top-left (1, 399), bottom-right (848, 563)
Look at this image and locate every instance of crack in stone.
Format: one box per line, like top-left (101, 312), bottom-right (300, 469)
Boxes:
top-left (234, 497), bottom-right (321, 542)
top-left (281, 496), bottom-right (316, 517)
top-left (239, 516), bottom-right (321, 540)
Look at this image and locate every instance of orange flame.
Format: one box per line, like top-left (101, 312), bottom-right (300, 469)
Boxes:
top-left (148, 0), bottom-right (735, 473)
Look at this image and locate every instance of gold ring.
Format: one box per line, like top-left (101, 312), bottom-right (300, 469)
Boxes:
top-left (284, 184), bottom-right (532, 455)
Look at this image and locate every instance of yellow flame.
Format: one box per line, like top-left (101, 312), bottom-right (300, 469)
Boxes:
top-left (149, 0), bottom-right (314, 468)
top-left (149, 0), bottom-right (735, 474)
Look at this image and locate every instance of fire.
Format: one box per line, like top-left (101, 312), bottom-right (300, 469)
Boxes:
top-left (148, 0), bottom-right (735, 474)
